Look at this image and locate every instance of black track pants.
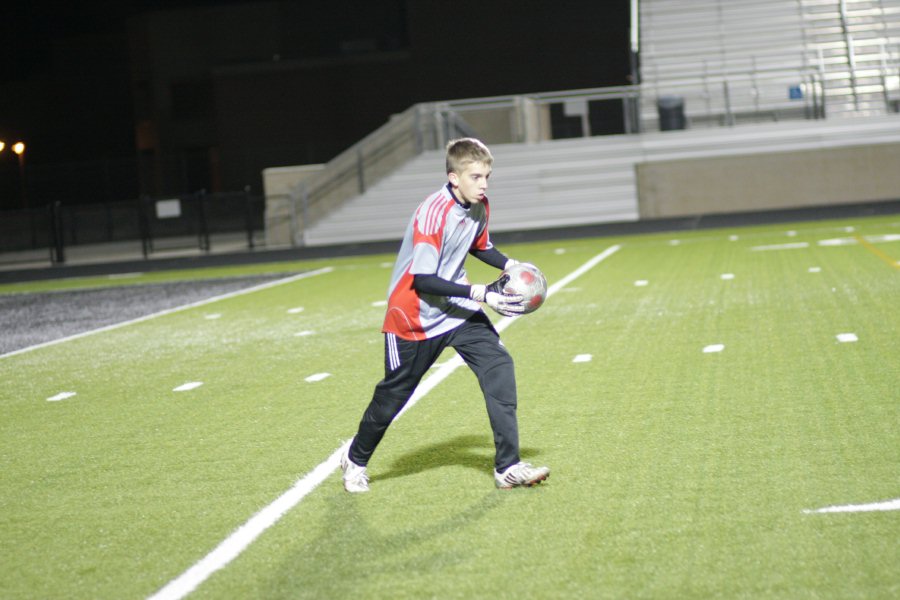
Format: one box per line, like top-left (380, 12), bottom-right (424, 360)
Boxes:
top-left (348, 311), bottom-right (520, 472)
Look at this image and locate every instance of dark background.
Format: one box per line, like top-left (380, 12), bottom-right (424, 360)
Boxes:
top-left (0, 1), bottom-right (630, 210)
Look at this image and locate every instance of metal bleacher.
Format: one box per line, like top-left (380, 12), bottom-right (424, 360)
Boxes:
top-left (281, 0), bottom-right (900, 248)
top-left (639, 0), bottom-right (811, 125)
top-left (640, 0), bottom-right (900, 121)
top-left (301, 135), bottom-right (640, 246)
top-left (302, 114), bottom-right (900, 246)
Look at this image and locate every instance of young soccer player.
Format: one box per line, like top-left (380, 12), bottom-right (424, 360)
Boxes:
top-left (341, 137), bottom-right (550, 493)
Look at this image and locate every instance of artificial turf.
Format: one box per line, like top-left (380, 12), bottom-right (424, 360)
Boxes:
top-left (1, 215), bottom-right (898, 599)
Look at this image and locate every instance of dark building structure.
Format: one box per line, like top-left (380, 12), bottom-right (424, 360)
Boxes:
top-left (1, 1), bottom-right (629, 209)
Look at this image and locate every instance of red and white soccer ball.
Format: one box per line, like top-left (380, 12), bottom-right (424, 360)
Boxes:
top-left (501, 262), bottom-right (548, 314)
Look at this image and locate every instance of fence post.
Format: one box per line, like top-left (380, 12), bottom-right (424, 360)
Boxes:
top-left (105, 201), bottom-right (114, 241)
top-left (196, 189), bottom-right (210, 252)
top-left (29, 207), bottom-right (39, 249)
top-left (50, 202), bottom-right (66, 265)
top-left (243, 185), bottom-right (255, 249)
top-left (138, 196), bottom-right (152, 259)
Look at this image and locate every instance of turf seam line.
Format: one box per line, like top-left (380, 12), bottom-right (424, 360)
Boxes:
top-left (853, 234), bottom-right (900, 269)
top-left (0, 267), bottom-right (334, 360)
top-left (146, 244), bottom-right (621, 600)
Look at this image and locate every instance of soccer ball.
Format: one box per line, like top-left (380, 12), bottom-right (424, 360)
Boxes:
top-left (500, 262), bottom-right (548, 314)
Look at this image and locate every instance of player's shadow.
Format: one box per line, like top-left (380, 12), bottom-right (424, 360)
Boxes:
top-left (375, 434), bottom-right (542, 483)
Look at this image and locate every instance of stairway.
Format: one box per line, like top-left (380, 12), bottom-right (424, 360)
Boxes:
top-left (799, 0), bottom-right (900, 117)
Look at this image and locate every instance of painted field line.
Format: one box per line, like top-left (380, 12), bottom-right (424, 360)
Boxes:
top-left (0, 268), bottom-right (333, 361)
top-left (147, 443), bottom-right (350, 600)
top-left (854, 234), bottom-right (900, 270)
top-left (803, 498), bottom-right (900, 514)
top-left (148, 244), bottom-right (621, 600)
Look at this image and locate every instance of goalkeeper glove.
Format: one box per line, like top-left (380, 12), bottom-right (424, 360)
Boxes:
top-left (470, 276), bottom-right (525, 317)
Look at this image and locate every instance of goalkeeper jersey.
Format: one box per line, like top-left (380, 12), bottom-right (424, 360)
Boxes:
top-left (383, 183), bottom-right (493, 341)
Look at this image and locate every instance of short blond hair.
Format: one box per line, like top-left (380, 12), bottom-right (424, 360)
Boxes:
top-left (445, 138), bottom-right (493, 175)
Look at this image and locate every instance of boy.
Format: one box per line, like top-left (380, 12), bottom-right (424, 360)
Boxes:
top-left (341, 137), bottom-right (550, 493)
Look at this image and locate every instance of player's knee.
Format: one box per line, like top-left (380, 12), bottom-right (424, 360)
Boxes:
top-left (365, 389), bottom-right (410, 424)
top-left (480, 357), bottom-right (517, 405)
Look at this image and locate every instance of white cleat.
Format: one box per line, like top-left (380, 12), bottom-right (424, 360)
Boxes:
top-left (494, 462), bottom-right (550, 489)
top-left (341, 448), bottom-right (370, 493)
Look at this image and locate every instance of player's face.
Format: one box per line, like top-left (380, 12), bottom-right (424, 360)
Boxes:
top-left (449, 161), bottom-right (491, 205)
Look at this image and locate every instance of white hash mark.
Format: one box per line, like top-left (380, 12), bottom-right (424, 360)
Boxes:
top-left (173, 382), bottom-right (204, 392)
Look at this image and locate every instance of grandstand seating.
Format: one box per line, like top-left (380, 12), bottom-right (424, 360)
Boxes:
top-left (301, 114), bottom-right (900, 246)
top-left (640, 0), bottom-right (900, 121)
top-left (279, 1), bottom-right (900, 247)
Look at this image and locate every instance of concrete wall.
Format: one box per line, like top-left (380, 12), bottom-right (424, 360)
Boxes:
top-left (636, 142), bottom-right (900, 218)
top-left (262, 164), bottom-right (324, 247)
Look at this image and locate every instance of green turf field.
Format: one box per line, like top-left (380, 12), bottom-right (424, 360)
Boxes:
top-left (2, 215), bottom-right (898, 599)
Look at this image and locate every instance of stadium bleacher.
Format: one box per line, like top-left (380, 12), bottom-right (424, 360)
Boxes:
top-left (282, 0), bottom-right (900, 248)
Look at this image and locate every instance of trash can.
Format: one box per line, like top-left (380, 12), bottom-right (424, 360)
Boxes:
top-left (657, 95), bottom-right (686, 131)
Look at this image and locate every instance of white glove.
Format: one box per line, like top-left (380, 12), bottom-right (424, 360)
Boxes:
top-left (469, 284), bottom-right (524, 317)
top-left (504, 258), bottom-right (520, 270)
top-left (485, 291), bottom-right (525, 316)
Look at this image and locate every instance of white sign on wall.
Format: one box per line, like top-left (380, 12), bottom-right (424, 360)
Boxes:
top-left (155, 199), bottom-right (182, 219)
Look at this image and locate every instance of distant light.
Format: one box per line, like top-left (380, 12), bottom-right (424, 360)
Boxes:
top-left (0, 141), bottom-right (5, 152)
top-left (12, 142), bottom-right (25, 155)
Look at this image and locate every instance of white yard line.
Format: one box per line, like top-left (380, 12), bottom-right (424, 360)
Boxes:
top-left (0, 268), bottom-right (334, 360)
top-left (147, 244), bottom-right (622, 600)
top-left (803, 498), bottom-right (900, 514)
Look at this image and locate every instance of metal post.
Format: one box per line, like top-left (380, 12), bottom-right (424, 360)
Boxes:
top-left (356, 146), bottom-right (365, 194)
top-left (806, 75), bottom-right (816, 119)
top-left (50, 202), bottom-right (65, 265)
top-left (839, 0), bottom-right (860, 111)
top-left (629, 0), bottom-right (641, 86)
top-left (627, 0), bottom-right (642, 133)
top-left (623, 96), bottom-right (632, 134)
top-left (434, 108), bottom-right (446, 149)
top-left (17, 151), bottom-right (27, 209)
top-left (817, 47), bottom-right (828, 118)
top-left (243, 185), bottom-right (255, 250)
top-left (413, 104), bottom-right (424, 153)
top-left (105, 201), bottom-right (114, 242)
top-left (879, 41), bottom-right (890, 111)
top-left (196, 190), bottom-right (210, 252)
top-left (751, 56), bottom-right (760, 116)
top-left (291, 182), bottom-right (309, 247)
top-left (723, 80), bottom-right (735, 126)
top-left (515, 96), bottom-right (526, 142)
top-left (29, 206), bottom-right (38, 249)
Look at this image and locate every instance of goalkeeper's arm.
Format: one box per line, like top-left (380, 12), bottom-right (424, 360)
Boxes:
top-left (413, 273), bottom-right (524, 316)
top-left (469, 246), bottom-right (519, 271)
top-left (412, 274), bottom-right (471, 298)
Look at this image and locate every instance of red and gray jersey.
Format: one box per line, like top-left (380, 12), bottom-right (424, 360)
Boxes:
top-left (383, 184), bottom-right (492, 340)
